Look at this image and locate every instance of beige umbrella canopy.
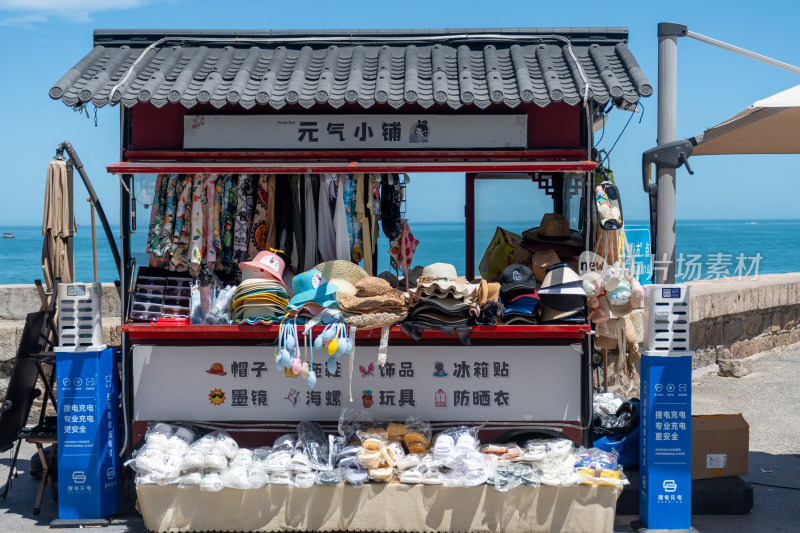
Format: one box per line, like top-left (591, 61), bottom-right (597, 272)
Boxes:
top-left (692, 84), bottom-right (800, 155)
top-left (41, 159), bottom-right (75, 291)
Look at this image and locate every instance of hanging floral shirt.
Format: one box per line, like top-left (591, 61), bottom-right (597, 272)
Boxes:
top-left (204, 174), bottom-right (218, 269)
top-left (233, 174), bottom-right (253, 266)
top-left (146, 174), bottom-right (166, 260)
top-left (188, 174), bottom-right (208, 275)
top-left (343, 174), bottom-right (363, 262)
top-left (170, 174), bottom-right (193, 271)
top-left (220, 176), bottom-right (238, 272)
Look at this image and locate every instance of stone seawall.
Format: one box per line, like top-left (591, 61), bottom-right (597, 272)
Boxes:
top-left (688, 273), bottom-right (800, 370)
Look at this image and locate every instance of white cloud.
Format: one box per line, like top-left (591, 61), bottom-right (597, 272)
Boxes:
top-left (0, 13), bottom-right (47, 28)
top-left (0, 0), bottom-right (150, 26)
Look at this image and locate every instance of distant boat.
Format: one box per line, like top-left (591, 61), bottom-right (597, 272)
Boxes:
top-left (1, 232), bottom-right (13, 239)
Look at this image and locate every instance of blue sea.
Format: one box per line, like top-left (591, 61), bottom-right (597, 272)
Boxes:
top-left (1, 219), bottom-right (797, 284)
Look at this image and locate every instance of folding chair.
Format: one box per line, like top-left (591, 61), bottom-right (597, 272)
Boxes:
top-left (0, 279), bottom-right (60, 514)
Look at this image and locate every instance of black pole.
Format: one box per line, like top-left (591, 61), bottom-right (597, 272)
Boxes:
top-left (59, 141), bottom-right (122, 276)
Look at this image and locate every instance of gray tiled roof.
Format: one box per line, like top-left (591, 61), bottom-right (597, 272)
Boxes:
top-left (50, 28), bottom-right (652, 111)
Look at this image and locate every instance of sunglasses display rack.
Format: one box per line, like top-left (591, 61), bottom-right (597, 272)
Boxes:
top-left (57, 282), bottom-right (104, 350)
top-left (132, 271), bottom-right (192, 322)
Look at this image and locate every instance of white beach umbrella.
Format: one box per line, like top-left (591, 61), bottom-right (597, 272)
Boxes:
top-left (692, 84), bottom-right (800, 155)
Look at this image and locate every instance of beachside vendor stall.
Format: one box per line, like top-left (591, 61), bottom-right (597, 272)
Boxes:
top-left (50, 27), bottom-right (652, 533)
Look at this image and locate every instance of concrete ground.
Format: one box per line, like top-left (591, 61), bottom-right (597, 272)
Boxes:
top-left (2, 345), bottom-right (799, 532)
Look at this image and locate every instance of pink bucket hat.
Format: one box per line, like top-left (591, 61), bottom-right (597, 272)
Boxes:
top-left (239, 250), bottom-right (285, 283)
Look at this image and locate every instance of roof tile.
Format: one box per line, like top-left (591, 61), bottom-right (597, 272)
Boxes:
top-left (51, 28), bottom-right (651, 111)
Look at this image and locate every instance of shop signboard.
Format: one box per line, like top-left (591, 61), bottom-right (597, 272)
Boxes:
top-left (640, 352), bottom-right (692, 530)
top-left (132, 344), bottom-right (581, 423)
top-left (184, 114), bottom-right (528, 150)
top-left (56, 348), bottom-right (120, 520)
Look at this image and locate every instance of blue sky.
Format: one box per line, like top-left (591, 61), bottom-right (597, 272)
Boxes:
top-left (1, 0), bottom-right (799, 228)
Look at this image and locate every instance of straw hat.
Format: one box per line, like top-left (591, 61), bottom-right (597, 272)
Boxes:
top-left (522, 213), bottom-right (584, 251)
top-left (339, 277), bottom-right (407, 314)
top-left (313, 260), bottom-right (368, 299)
top-left (343, 310), bottom-right (407, 330)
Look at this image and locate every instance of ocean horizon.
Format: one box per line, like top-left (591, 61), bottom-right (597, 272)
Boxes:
top-left (2, 219), bottom-right (798, 285)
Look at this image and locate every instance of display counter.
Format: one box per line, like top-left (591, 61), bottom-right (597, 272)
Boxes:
top-left (137, 482), bottom-right (622, 533)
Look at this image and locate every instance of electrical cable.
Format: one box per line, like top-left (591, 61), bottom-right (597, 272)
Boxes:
top-left (749, 481), bottom-right (800, 491)
top-left (601, 102), bottom-right (638, 166)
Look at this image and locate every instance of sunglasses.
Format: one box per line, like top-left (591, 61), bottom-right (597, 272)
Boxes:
top-left (162, 306), bottom-right (188, 316)
top-left (167, 279), bottom-right (192, 287)
top-left (209, 392), bottom-right (224, 399)
top-left (135, 295), bottom-right (163, 304)
top-left (133, 303), bottom-right (162, 312)
top-left (164, 298), bottom-right (188, 306)
top-left (137, 287), bottom-right (163, 296)
top-left (166, 287), bottom-right (190, 297)
top-left (131, 312), bottom-right (156, 321)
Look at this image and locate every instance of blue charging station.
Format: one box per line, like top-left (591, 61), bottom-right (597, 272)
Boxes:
top-left (56, 347), bottom-right (120, 521)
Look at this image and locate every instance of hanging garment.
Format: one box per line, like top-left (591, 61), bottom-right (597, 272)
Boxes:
top-left (232, 174), bottom-right (253, 266)
top-left (248, 174), bottom-right (277, 257)
top-left (212, 175), bottom-right (226, 269)
top-left (302, 174), bottom-right (318, 272)
top-left (204, 174), bottom-right (218, 269)
top-left (355, 174), bottom-right (373, 274)
top-left (333, 175), bottom-right (351, 261)
top-left (220, 176), bottom-right (238, 272)
top-left (289, 174), bottom-right (304, 270)
top-left (170, 174), bottom-right (194, 271)
top-left (188, 174), bottom-right (208, 275)
top-left (389, 219), bottom-right (419, 290)
top-left (274, 176), bottom-right (295, 268)
top-left (317, 174), bottom-right (337, 262)
top-left (343, 175), bottom-right (363, 263)
top-left (366, 174), bottom-right (380, 274)
top-left (380, 176), bottom-right (403, 241)
top-left (157, 175), bottom-right (179, 262)
top-left (146, 174), bottom-right (166, 259)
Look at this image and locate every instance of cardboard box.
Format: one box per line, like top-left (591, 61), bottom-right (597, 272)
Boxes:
top-left (691, 414), bottom-right (749, 480)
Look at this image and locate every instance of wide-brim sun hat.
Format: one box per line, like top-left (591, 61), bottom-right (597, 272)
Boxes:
top-left (239, 250), bottom-right (286, 283)
top-left (539, 304), bottom-right (585, 322)
top-left (415, 263), bottom-right (473, 297)
top-left (541, 263), bottom-right (583, 289)
top-left (343, 311), bottom-right (408, 330)
top-left (522, 213), bottom-right (584, 251)
top-left (287, 269), bottom-right (340, 311)
top-left (339, 277), bottom-right (407, 311)
top-left (313, 260), bottom-right (368, 300)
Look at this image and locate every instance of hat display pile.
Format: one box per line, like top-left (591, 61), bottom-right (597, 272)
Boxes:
top-left (406, 263), bottom-right (480, 328)
top-left (537, 263), bottom-right (587, 323)
top-left (497, 264), bottom-right (539, 325)
top-left (233, 251), bottom-right (289, 322)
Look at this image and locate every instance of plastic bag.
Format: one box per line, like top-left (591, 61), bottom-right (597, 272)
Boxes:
top-left (593, 398), bottom-right (640, 437)
top-left (177, 471), bottom-right (203, 488)
top-left (199, 471), bottom-right (225, 492)
top-left (403, 417), bottom-right (432, 454)
top-left (203, 447), bottom-right (228, 471)
top-left (344, 468), bottom-right (368, 486)
top-left (206, 285), bottom-right (235, 325)
top-left (297, 421), bottom-right (330, 471)
top-left (145, 423), bottom-right (174, 447)
top-left (293, 471), bottom-right (317, 488)
top-left (272, 434), bottom-right (297, 452)
top-left (338, 408), bottom-right (375, 444)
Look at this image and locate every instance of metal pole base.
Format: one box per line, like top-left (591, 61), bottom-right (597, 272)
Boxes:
top-left (50, 518), bottom-right (110, 528)
top-left (633, 520), bottom-right (700, 533)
